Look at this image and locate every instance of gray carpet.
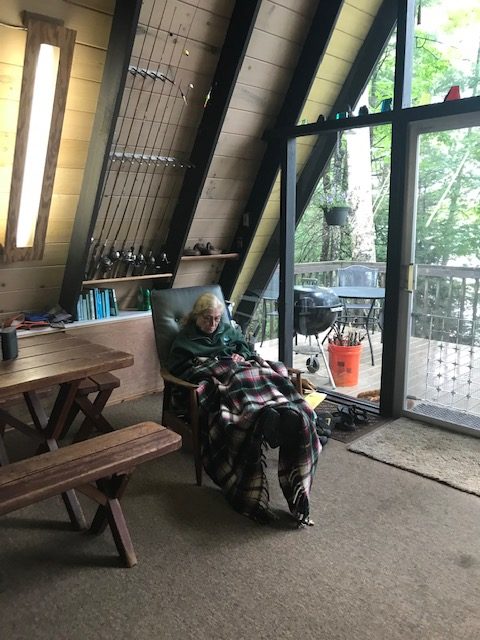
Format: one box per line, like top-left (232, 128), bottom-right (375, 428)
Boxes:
top-left (1, 395), bottom-right (480, 640)
top-left (348, 417), bottom-right (480, 495)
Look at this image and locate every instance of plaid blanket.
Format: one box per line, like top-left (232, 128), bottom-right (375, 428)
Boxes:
top-left (182, 357), bottom-right (321, 524)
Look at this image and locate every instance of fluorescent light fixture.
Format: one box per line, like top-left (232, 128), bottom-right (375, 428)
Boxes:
top-left (4, 12), bottom-right (76, 262)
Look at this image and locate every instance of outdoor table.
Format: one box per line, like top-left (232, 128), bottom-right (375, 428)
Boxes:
top-left (0, 331), bottom-right (133, 526)
top-left (330, 286), bottom-right (385, 366)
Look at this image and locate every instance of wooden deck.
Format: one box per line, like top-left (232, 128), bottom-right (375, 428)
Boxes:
top-left (256, 330), bottom-right (383, 400)
top-left (256, 331), bottom-right (480, 422)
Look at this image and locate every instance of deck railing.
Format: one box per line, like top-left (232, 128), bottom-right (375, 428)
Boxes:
top-left (293, 261), bottom-right (480, 343)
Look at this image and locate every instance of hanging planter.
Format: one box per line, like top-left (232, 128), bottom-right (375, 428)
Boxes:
top-left (324, 206), bottom-right (350, 226)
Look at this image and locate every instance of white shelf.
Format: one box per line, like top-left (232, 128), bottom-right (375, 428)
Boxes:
top-left (70, 310), bottom-right (152, 328)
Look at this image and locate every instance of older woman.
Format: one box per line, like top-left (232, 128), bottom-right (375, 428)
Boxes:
top-left (168, 292), bottom-right (321, 526)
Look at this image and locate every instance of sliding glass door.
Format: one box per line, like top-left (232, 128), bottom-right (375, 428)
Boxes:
top-left (400, 113), bottom-right (480, 435)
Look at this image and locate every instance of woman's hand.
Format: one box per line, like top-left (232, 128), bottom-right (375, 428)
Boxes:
top-left (231, 353), bottom-right (245, 363)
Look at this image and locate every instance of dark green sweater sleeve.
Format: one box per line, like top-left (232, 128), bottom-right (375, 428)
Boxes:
top-left (167, 322), bottom-right (254, 377)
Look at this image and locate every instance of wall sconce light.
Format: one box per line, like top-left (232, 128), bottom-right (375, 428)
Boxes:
top-left (4, 12), bottom-right (76, 262)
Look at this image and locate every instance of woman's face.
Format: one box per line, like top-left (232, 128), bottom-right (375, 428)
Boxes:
top-left (196, 307), bottom-right (222, 334)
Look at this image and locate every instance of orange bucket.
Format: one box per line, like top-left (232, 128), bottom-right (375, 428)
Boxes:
top-left (328, 343), bottom-right (362, 386)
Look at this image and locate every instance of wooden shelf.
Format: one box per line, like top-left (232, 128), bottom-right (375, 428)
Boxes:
top-left (180, 253), bottom-right (238, 261)
top-left (82, 273), bottom-right (173, 286)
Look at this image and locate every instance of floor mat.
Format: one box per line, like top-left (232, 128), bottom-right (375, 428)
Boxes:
top-left (316, 400), bottom-right (391, 444)
top-left (347, 417), bottom-right (480, 495)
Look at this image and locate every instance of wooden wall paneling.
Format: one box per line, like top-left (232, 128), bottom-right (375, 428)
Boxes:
top-left (52, 168), bottom-right (86, 196)
top-left (61, 110), bottom-right (95, 141)
top-left (201, 177), bottom-right (251, 201)
top-left (246, 29), bottom-right (301, 69)
top-left (0, 98), bottom-right (20, 133)
top-left (0, 28), bottom-right (26, 67)
top-left (194, 198), bottom-right (244, 219)
top-left (214, 132), bottom-right (266, 161)
top-left (145, 2), bottom-right (230, 48)
top-left (307, 77), bottom-right (344, 106)
top-left (256, 1), bottom-right (312, 44)
top-left (346, 0), bottom-right (384, 14)
top-left (0, 61), bottom-right (22, 100)
top-left (70, 43), bottom-right (107, 83)
top-left (317, 53), bottom-right (354, 84)
top-left (327, 30), bottom-right (363, 63)
top-left (0, 287), bottom-right (60, 316)
top-left (140, 0), bottom-right (234, 21)
top-left (0, 264), bottom-right (64, 292)
top-left (229, 83), bottom-right (282, 116)
top-left (299, 100), bottom-right (333, 124)
top-left (337, 2), bottom-right (379, 37)
top-left (57, 139), bottom-right (91, 169)
top-left (222, 108), bottom-right (271, 139)
top-left (46, 219), bottom-right (75, 244)
top-left (114, 119), bottom-right (196, 154)
top-left (49, 194), bottom-right (80, 221)
top-left (208, 156), bottom-right (258, 181)
top-left (136, 28), bottom-right (222, 78)
top-left (65, 76), bottom-right (101, 113)
top-left (68, 316), bottom-right (164, 402)
top-left (188, 216), bottom-right (239, 241)
top-left (237, 57), bottom-right (294, 96)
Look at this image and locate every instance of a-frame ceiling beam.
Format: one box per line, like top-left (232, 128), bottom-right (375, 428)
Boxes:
top-left (233, 0), bottom-right (398, 318)
top-left (220, 0), bottom-right (344, 297)
top-left (162, 0), bottom-right (262, 281)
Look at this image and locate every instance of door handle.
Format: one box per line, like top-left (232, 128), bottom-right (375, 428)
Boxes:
top-left (405, 263), bottom-right (416, 292)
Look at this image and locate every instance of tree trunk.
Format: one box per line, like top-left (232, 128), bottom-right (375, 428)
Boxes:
top-left (346, 128), bottom-right (376, 261)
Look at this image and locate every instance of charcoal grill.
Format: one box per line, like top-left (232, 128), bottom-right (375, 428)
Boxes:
top-left (293, 286), bottom-right (343, 387)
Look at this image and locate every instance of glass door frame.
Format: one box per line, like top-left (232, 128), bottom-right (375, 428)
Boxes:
top-left (391, 110), bottom-right (480, 433)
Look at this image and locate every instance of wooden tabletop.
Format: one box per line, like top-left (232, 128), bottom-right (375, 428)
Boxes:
top-left (0, 332), bottom-right (134, 401)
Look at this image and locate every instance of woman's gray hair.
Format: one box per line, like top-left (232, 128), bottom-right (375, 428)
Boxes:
top-left (184, 292), bottom-right (224, 325)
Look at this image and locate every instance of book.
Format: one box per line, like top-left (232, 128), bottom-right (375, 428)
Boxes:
top-left (108, 288), bottom-right (119, 316)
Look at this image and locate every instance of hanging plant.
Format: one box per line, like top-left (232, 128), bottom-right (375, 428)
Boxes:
top-left (318, 132), bottom-right (354, 226)
top-left (324, 205), bottom-right (350, 226)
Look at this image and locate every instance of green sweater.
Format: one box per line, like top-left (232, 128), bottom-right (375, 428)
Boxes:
top-left (168, 321), bottom-right (253, 377)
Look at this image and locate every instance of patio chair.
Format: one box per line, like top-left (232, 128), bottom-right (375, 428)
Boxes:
top-left (336, 265), bottom-right (382, 365)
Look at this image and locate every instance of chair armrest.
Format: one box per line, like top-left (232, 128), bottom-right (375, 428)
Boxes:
top-left (161, 369), bottom-right (198, 390)
top-left (287, 367), bottom-right (303, 394)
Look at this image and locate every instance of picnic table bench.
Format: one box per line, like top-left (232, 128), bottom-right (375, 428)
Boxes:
top-left (0, 421), bottom-right (181, 567)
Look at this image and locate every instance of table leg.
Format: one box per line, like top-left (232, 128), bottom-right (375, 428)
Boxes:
top-left (365, 300), bottom-right (376, 366)
top-left (0, 423), bottom-right (9, 466)
top-left (25, 382), bottom-right (87, 530)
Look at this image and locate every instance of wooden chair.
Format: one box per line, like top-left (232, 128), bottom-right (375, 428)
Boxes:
top-left (151, 285), bottom-right (303, 487)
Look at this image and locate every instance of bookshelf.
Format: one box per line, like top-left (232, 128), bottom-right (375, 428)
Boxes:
top-left (78, 273), bottom-right (173, 321)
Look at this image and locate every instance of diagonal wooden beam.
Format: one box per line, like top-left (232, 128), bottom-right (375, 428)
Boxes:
top-left (162, 0), bottom-right (262, 282)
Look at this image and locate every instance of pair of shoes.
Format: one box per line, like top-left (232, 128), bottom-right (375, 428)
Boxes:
top-left (333, 405), bottom-right (370, 431)
top-left (258, 407), bottom-right (281, 448)
top-left (193, 242), bottom-right (222, 256)
top-left (183, 246), bottom-right (201, 256)
top-left (332, 406), bottom-right (357, 432)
